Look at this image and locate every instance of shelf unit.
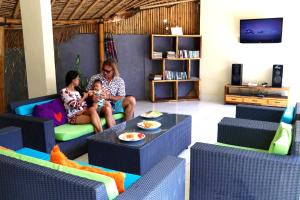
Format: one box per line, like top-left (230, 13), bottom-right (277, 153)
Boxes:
top-left (224, 84), bottom-right (289, 107)
top-left (149, 34), bottom-right (202, 102)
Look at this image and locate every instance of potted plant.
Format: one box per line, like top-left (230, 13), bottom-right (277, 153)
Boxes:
top-left (73, 55), bottom-right (88, 95)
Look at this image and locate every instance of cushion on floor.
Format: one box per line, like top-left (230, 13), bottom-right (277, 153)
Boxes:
top-left (54, 113), bottom-right (125, 141)
top-left (1, 148), bottom-right (119, 200)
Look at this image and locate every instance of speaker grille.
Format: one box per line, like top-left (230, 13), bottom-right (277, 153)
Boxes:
top-left (272, 65), bottom-right (283, 87)
top-left (231, 64), bottom-right (243, 85)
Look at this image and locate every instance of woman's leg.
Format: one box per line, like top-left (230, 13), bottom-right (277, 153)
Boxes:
top-left (76, 109), bottom-right (102, 133)
top-left (101, 101), bottom-right (116, 128)
top-left (87, 107), bottom-right (103, 133)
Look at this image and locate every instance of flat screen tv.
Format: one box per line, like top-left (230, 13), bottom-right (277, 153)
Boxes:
top-left (240, 18), bottom-right (283, 43)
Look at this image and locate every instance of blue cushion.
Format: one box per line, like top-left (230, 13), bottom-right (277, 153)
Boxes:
top-left (15, 99), bottom-right (54, 116)
top-left (281, 106), bottom-right (295, 124)
top-left (16, 148), bottom-right (140, 189)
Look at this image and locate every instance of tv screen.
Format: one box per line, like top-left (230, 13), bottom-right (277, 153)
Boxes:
top-left (240, 18), bottom-right (283, 43)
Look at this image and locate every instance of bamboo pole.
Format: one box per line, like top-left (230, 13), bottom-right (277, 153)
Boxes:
top-left (98, 21), bottom-right (105, 69)
top-left (12, 0), bottom-right (20, 18)
top-left (0, 26), bottom-right (5, 112)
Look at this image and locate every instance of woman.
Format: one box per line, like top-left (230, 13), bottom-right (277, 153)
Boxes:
top-left (61, 70), bottom-right (102, 133)
top-left (86, 59), bottom-right (136, 128)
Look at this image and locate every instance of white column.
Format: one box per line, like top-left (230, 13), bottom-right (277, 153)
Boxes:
top-left (20, 0), bottom-right (57, 98)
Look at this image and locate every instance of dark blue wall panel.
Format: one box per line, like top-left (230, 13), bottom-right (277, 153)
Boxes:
top-left (55, 34), bottom-right (99, 92)
top-left (113, 35), bottom-right (151, 100)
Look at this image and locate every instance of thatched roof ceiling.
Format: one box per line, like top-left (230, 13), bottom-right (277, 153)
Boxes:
top-left (0, 0), bottom-right (198, 23)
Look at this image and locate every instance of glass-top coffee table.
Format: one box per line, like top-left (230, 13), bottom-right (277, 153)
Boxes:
top-left (87, 112), bottom-right (191, 175)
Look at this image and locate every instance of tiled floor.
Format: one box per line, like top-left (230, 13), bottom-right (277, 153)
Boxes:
top-left (75, 100), bottom-right (236, 199)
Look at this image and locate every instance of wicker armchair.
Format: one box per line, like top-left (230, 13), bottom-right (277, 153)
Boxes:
top-left (190, 121), bottom-right (300, 200)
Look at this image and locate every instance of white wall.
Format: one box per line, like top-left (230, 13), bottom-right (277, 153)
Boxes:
top-left (200, 0), bottom-right (300, 104)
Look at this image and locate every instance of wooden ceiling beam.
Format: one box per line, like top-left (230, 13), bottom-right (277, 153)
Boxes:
top-left (57, 0), bottom-right (73, 20)
top-left (79, 0), bottom-right (101, 19)
top-left (102, 0), bottom-right (128, 19)
top-left (91, 0), bottom-right (117, 19)
top-left (12, 0), bottom-right (20, 18)
top-left (133, 0), bottom-right (150, 8)
top-left (117, 0), bottom-right (140, 13)
top-left (140, 0), bottom-right (199, 10)
top-left (138, 0), bottom-right (175, 8)
top-left (0, 17), bottom-right (99, 25)
top-left (51, 0), bottom-right (56, 6)
top-left (69, 0), bottom-right (85, 19)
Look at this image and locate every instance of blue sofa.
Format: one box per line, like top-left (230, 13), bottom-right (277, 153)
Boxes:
top-left (0, 126), bottom-right (185, 200)
top-left (190, 105), bottom-right (300, 200)
top-left (0, 94), bottom-right (124, 159)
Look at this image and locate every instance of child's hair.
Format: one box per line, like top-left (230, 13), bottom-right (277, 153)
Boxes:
top-left (93, 79), bottom-right (102, 86)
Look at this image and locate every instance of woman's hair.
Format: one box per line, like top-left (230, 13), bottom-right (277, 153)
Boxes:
top-left (101, 59), bottom-right (120, 77)
top-left (65, 70), bottom-right (79, 86)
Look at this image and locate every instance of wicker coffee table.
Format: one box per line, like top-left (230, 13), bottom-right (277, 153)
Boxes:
top-left (87, 112), bottom-right (191, 175)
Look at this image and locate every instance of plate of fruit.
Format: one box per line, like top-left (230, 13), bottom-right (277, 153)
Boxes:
top-left (140, 111), bottom-right (163, 119)
top-left (118, 132), bottom-right (145, 142)
top-left (137, 120), bottom-right (162, 130)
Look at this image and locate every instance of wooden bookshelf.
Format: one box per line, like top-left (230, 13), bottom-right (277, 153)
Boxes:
top-left (149, 34), bottom-right (202, 102)
top-left (224, 84), bottom-right (289, 107)
top-left (149, 79), bottom-right (201, 102)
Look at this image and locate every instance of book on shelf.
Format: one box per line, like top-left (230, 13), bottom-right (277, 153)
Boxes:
top-left (179, 50), bottom-right (200, 58)
top-left (164, 71), bottom-right (187, 80)
top-left (153, 51), bottom-right (163, 59)
top-left (166, 51), bottom-right (176, 58)
top-left (149, 74), bottom-right (163, 80)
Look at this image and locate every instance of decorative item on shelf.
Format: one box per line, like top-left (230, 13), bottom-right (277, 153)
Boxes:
top-left (163, 19), bottom-right (170, 34)
top-left (165, 71), bottom-right (187, 80)
top-left (171, 26), bottom-right (183, 35)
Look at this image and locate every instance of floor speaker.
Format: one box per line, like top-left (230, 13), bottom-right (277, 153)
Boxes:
top-left (231, 64), bottom-right (243, 85)
top-left (272, 65), bottom-right (283, 88)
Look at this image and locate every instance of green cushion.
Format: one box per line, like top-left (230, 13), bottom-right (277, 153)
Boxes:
top-left (0, 149), bottom-right (119, 200)
top-left (55, 124), bottom-right (94, 141)
top-left (269, 122), bottom-right (292, 155)
top-left (216, 142), bottom-right (268, 153)
top-left (54, 113), bottom-right (125, 141)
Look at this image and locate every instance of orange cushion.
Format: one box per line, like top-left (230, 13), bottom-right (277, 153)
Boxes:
top-left (50, 145), bottom-right (125, 193)
top-left (0, 146), bottom-right (14, 151)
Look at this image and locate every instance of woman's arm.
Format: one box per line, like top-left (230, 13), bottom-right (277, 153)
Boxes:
top-left (61, 89), bottom-right (85, 109)
top-left (78, 92), bottom-right (88, 104)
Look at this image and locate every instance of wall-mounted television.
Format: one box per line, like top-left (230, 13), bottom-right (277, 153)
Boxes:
top-left (240, 18), bottom-right (283, 43)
